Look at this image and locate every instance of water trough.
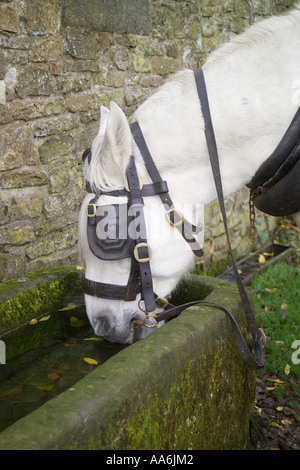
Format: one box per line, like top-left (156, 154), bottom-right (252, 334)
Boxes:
top-left (0, 271), bottom-right (256, 450)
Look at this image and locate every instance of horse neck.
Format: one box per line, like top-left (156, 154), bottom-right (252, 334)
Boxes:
top-left (135, 58), bottom-right (299, 208)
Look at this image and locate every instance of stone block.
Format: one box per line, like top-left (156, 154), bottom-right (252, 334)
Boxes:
top-left (38, 136), bottom-right (74, 164)
top-left (62, 0), bottom-right (152, 35)
top-left (65, 31), bottom-right (99, 60)
top-left (0, 3), bottom-right (19, 33)
top-left (26, 0), bottom-right (61, 33)
top-left (29, 35), bottom-right (63, 63)
top-left (25, 239), bottom-right (55, 260)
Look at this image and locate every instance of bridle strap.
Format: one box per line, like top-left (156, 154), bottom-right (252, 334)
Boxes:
top-left (130, 122), bottom-right (204, 258)
top-left (193, 68), bottom-right (265, 369)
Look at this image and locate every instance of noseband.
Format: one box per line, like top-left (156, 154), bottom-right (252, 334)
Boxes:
top-left (81, 68), bottom-right (266, 370)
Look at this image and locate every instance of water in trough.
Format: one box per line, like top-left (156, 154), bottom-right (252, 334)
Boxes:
top-left (0, 296), bottom-right (125, 432)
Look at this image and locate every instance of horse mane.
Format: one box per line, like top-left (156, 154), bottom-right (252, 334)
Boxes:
top-left (204, 6), bottom-right (300, 72)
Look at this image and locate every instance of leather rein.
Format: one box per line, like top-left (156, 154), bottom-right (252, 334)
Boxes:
top-left (82, 68), bottom-right (266, 370)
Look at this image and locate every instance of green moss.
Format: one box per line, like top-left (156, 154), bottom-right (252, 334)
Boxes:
top-left (0, 267), bottom-right (81, 335)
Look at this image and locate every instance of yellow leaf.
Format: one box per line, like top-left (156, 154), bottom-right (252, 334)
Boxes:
top-left (76, 265), bottom-right (84, 270)
top-left (77, 176), bottom-right (83, 187)
top-left (258, 254), bottom-right (266, 264)
top-left (267, 378), bottom-right (285, 385)
top-left (84, 337), bottom-right (103, 342)
top-left (238, 269), bottom-right (242, 274)
top-left (39, 314), bottom-right (50, 322)
top-left (83, 357), bottom-right (98, 365)
top-left (70, 317), bottom-right (85, 327)
top-left (36, 383), bottom-right (55, 391)
top-left (269, 422), bottom-right (285, 431)
top-left (284, 364), bottom-right (290, 375)
top-left (282, 419), bottom-right (293, 425)
top-left (57, 304), bottom-right (77, 311)
top-left (29, 319), bottom-right (38, 325)
top-left (276, 406), bottom-right (283, 411)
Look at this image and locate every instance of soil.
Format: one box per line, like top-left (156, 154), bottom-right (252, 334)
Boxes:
top-left (250, 373), bottom-right (300, 450)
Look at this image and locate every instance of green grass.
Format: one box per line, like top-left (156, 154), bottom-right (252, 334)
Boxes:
top-left (249, 257), bottom-right (300, 399)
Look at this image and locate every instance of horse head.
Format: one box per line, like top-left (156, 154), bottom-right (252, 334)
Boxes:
top-left (78, 102), bottom-right (199, 344)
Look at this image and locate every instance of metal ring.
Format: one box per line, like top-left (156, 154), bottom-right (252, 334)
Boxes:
top-left (142, 313), bottom-right (158, 328)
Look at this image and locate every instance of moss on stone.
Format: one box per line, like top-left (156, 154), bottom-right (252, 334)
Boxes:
top-left (0, 267), bottom-right (81, 335)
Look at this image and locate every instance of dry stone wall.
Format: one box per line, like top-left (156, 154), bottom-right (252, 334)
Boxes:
top-left (0, 0), bottom-right (296, 282)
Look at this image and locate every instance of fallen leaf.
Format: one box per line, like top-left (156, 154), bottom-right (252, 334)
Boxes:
top-left (84, 337), bottom-right (103, 342)
top-left (276, 406), bottom-right (283, 411)
top-left (57, 304), bottom-right (77, 311)
top-left (0, 384), bottom-right (23, 401)
top-left (70, 317), bottom-right (85, 327)
top-left (77, 176), bottom-right (83, 187)
top-left (284, 364), bottom-right (290, 375)
top-left (76, 265), bottom-right (84, 270)
top-left (29, 319), bottom-right (38, 325)
top-left (281, 419), bottom-right (293, 425)
top-left (267, 378), bottom-right (285, 384)
top-left (281, 303), bottom-right (287, 309)
top-left (48, 372), bottom-right (60, 381)
top-left (83, 357), bottom-right (98, 365)
top-left (258, 254), bottom-right (266, 264)
top-left (269, 421), bottom-right (285, 431)
top-left (36, 383), bottom-right (55, 391)
top-left (39, 314), bottom-right (50, 322)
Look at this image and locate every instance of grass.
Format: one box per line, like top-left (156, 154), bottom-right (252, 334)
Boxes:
top-left (249, 254), bottom-right (300, 401)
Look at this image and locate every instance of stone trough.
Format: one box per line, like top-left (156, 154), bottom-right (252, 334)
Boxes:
top-left (0, 271), bottom-right (256, 450)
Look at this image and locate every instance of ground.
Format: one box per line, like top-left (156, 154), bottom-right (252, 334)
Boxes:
top-left (250, 373), bottom-right (300, 450)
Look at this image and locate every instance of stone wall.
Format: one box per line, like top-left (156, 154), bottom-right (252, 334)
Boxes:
top-left (0, 0), bottom-right (296, 282)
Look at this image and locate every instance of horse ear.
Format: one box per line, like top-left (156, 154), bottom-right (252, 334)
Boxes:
top-left (98, 106), bottom-right (110, 136)
top-left (103, 101), bottom-right (132, 168)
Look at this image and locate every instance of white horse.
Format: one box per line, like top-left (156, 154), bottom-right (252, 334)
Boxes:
top-left (79, 7), bottom-right (300, 344)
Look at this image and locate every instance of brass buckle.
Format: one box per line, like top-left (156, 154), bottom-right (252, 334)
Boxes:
top-left (86, 203), bottom-right (97, 218)
top-left (155, 296), bottom-right (169, 309)
top-left (165, 208), bottom-right (184, 227)
top-left (134, 242), bottom-right (152, 263)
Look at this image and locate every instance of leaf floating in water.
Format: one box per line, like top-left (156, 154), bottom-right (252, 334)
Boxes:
top-left (84, 337), bottom-right (103, 342)
top-left (39, 314), bottom-right (50, 322)
top-left (36, 383), bottom-right (55, 391)
top-left (0, 385), bottom-right (23, 401)
top-left (83, 357), bottom-right (98, 365)
top-left (29, 319), bottom-right (38, 325)
top-left (70, 316), bottom-right (85, 327)
top-left (48, 372), bottom-right (60, 381)
top-left (57, 304), bottom-right (77, 311)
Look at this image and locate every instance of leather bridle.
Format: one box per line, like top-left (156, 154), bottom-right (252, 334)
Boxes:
top-left (81, 68), bottom-right (266, 370)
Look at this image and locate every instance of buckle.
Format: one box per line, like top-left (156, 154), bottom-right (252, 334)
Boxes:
top-left (134, 242), bottom-right (152, 263)
top-left (86, 203), bottom-right (97, 218)
top-left (155, 296), bottom-right (169, 309)
top-left (165, 208), bottom-right (184, 227)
